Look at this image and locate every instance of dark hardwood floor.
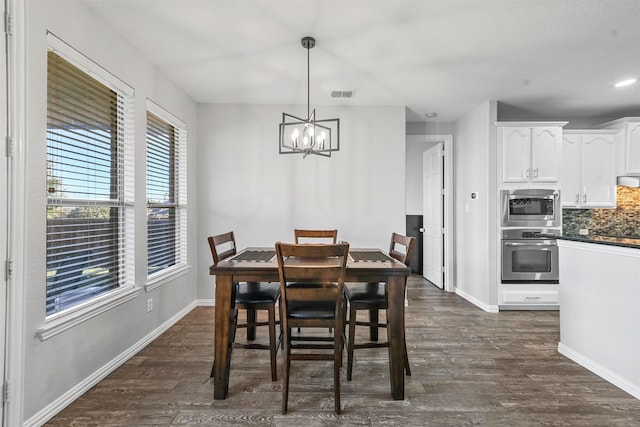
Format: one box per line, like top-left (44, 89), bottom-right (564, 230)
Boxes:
top-left (46, 276), bottom-right (640, 426)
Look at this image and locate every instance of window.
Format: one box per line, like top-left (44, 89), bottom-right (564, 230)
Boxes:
top-left (46, 37), bottom-right (134, 317)
top-left (146, 102), bottom-right (187, 278)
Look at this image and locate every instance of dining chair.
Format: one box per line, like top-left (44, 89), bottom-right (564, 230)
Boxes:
top-left (275, 241), bottom-right (349, 415)
top-left (344, 232), bottom-right (415, 381)
top-left (293, 229), bottom-right (339, 332)
top-left (208, 231), bottom-right (281, 381)
top-left (294, 229), bottom-right (338, 244)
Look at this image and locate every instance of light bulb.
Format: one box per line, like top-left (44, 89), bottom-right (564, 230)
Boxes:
top-left (319, 131), bottom-right (326, 149)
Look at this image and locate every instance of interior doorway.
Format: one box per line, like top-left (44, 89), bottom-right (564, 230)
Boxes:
top-left (406, 135), bottom-right (454, 292)
top-left (423, 142), bottom-right (444, 288)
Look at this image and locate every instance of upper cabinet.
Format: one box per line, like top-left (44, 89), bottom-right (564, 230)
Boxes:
top-left (562, 130), bottom-right (617, 208)
top-left (497, 122), bottom-right (567, 184)
top-left (598, 118), bottom-right (640, 175)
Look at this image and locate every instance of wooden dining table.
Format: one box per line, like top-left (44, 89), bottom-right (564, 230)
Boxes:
top-left (209, 247), bottom-right (411, 400)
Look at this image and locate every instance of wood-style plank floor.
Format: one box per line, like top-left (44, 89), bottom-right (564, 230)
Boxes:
top-left (46, 276), bottom-right (640, 426)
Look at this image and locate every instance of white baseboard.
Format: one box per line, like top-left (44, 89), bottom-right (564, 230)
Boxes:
top-left (196, 298), bottom-right (215, 306)
top-left (558, 342), bottom-right (640, 400)
top-left (455, 288), bottom-right (499, 313)
top-left (24, 301), bottom-right (198, 427)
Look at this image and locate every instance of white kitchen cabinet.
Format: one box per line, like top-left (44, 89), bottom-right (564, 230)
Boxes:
top-left (498, 283), bottom-right (559, 310)
top-left (562, 130), bottom-right (617, 208)
top-left (558, 240), bottom-right (640, 400)
top-left (498, 123), bottom-right (566, 183)
top-left (598, 118), bottom-right (640, 175)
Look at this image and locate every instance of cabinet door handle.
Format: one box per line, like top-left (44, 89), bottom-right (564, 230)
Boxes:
top-left (583, 193), bottom-right (587, 204)
top-left (534, 168), bottom-right (539, 178)
top-left (525, 168), bottom-right (530, 179)
top-left (575, 193), bottom-right (579, 203)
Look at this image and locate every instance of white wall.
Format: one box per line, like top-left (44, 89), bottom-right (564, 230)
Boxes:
top-left (197, 104), bottom-right (406, 299)
top-left (20, 0), bottom-right (198, 422)
top-left (406, 121), bottom-right (455, 136)
top-left (453, 101), bottom-right (498, 309)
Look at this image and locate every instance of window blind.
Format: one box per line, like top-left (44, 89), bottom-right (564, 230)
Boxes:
top-left (146, 107), bottom-right (187, 277)
top-left (46, 48), bottom-right (134, 316)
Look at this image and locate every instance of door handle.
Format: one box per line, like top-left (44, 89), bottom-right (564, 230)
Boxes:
top-left (418, 228), bottom-right (425, 233)
top-left (504, 242), bottom-right (555, 247)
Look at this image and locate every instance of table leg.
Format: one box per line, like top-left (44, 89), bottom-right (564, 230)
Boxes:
top-left (386, 275), bottom-right (405, 400)
top-left (213, 275), bottom-right (234, 399)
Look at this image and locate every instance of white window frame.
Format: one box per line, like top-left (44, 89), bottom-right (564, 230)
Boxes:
top-left (145, 100), bottom-right (189, 291)
top-left (38, 33), bottom-right (137, 340)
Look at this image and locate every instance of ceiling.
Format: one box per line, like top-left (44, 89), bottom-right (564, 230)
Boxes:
top-left (83, 0), bottom-right (640, 123)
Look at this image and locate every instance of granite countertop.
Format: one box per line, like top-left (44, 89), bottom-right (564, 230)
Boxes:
top-left (558, 234), bottom-right (640, 250)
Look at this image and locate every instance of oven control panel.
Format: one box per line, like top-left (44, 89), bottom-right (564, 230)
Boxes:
top-left (502, 228), bottom-right (560, 240)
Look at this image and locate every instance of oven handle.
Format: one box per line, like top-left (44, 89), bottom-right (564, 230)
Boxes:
top-left (503, 241), bottom-right (556, 246)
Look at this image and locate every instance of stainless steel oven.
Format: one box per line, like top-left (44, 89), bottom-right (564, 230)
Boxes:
top-left (501, 189), bottom-right (560, 227)
top-left (501, 229), bottom-right (559, 283)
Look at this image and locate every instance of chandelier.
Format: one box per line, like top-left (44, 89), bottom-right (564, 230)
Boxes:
top-left (279, 36), bottom-right (340, 158)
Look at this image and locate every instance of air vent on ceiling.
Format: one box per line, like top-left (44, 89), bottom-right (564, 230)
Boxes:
top-left (331, 90), bottom-right (355, 98)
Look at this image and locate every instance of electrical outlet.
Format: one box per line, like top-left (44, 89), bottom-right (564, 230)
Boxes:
top-left (146, 298), bottom-right (153, 312)
top-left (579, 229), bottom-right (589, 236)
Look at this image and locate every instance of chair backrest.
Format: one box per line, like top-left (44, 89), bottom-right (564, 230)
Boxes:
top-left (294, 229), bottom-right (338, 244)
top-left (207, 231), bottom-right (237, 265)
top-left (388, 232), bottom-right (416, 267)
top-left (275, 242), bottom-right (349, 318)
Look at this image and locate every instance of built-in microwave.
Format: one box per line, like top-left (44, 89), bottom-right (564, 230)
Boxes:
top-left (501, 189), bottom-right (560, 227)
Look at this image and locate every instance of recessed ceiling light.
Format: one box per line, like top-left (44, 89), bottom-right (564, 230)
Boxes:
top-left (614, 78), bottom-right (637, 88)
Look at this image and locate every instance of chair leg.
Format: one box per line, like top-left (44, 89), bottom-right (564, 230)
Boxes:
top-left (246, 308), bottom-right (257, 341)
top-left (369, 308), bottom-right (379, 341)
top-left (334, 328), bottom-right (342, 415)
top-left (403, 336), bottom-right (411, 376)
top-left (268, 305), bottom-right (278, 381)
top-left (279, 302), bottom-right (284, 350)
top-left (282, 329), bottom-right (290, 415)
top-left (347, 304), bottom-right (357, 381)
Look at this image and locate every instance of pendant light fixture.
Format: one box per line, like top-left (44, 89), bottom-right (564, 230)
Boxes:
top-left (279, 36), bottom-right (340, 158)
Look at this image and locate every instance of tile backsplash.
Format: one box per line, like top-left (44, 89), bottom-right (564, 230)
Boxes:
top-left (563, 186), bottom-right (640, 236)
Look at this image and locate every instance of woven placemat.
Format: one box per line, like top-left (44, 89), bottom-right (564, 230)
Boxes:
top-left (350, 251), bottom-right (393, 262)
top-left (230, 250), bottom-right (276, 262)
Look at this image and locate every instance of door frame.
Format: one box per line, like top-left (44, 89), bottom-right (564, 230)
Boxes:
top-left (422, 142), bottom-right (444, 289)
top-left (1, 3), bottom-right (7, 422)
top-left (3, 0), bottom-right (26, 425)
top-left (407, 134), bottom-right (454, 293)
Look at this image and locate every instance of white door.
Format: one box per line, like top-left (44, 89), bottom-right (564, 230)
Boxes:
top-left (423, 143), bottom-right (443, 289)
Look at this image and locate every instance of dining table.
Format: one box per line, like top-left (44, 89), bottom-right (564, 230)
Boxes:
top-left (209, 246), bottom-right (411, 400)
